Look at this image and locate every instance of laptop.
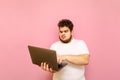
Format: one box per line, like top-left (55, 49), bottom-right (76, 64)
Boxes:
top-left (28, 45), bottom-right (67, 71)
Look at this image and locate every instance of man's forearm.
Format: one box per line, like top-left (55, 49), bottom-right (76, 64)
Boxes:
top-left (65, 54), bottom-right (90, 65)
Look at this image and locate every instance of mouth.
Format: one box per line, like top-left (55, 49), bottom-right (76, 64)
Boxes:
top-left (61, 35), bottom-right (66, 39)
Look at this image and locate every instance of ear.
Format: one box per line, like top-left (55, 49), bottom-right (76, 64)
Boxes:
top-left (70, 31), bottom-right (73, 34)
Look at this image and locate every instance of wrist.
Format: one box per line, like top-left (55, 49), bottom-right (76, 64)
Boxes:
top-left (65, 55), bottom-right (69, 61)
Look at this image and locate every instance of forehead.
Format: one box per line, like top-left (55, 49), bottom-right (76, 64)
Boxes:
top-left (59, 26), bottom-right (70, 31)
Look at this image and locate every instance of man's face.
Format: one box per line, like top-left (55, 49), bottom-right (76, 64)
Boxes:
top-left (59, 26), bottom-right (72, 43)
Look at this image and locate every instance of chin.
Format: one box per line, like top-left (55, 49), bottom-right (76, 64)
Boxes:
top-left (59, 36), bottom-right (72, 43)
top-left (60, 38), bottom-right (71, 43)
top-left (62, 39), bottom-right (67, 41)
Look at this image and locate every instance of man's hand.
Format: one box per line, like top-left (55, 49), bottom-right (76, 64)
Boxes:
top-left (57, 55), bottom-right (67, 64)
top-left (40, 62), bottom-right (54, 73)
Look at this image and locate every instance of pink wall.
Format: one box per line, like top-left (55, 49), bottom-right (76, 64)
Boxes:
top-left (0, 0), bottom-right (120, 80)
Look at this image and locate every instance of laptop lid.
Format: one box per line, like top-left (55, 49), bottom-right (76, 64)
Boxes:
top-left (28, 45), bottom-right (59, 71)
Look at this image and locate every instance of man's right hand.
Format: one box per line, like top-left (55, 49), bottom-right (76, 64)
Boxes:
top-left (40, 62), bottom-right (54, 73)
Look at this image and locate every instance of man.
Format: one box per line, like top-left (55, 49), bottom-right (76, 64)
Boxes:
top-left (40, 19), bottom-right (90, 80)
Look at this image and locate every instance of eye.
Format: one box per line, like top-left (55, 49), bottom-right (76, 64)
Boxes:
top-left (64, 30), bottom-right (68, 33)
top-left (60, 31), bottom-right (63, 33)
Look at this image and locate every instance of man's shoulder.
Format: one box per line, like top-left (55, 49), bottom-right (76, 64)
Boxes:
top-left (51, 41), bottom-right (61, 46)
top-left (50, 41), bottom-right (61, 49)
top-left (73, 38), bottom-right (85, 43)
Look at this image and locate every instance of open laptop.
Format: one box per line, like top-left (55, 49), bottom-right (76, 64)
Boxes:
top-left (28, 45), bottom-right (67, 71)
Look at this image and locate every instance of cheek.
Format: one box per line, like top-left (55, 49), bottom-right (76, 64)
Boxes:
top-left (59, 33), bottom-right (62, 36)
top-left (66, 33), bottom-right (71, 37)
top-left (59, 34), bottom-right (63, 38)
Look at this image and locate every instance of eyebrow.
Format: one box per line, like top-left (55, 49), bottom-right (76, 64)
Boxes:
top-left (60, 30), bottom-right (68, 32)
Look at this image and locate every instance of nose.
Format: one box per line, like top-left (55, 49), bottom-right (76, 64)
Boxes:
top-left (61, 33), bottom-right (65, 36)
top-left (62, 32), bottom-right (65, 35)
top-left (62, 34), bottom-right (65, 36)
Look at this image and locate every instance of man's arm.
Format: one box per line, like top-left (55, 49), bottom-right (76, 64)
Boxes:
top-left (57, 54), bottom-right (90, 65)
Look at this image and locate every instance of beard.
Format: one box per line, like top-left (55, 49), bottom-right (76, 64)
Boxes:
top-left (59, 35), bottom-right (72, 43)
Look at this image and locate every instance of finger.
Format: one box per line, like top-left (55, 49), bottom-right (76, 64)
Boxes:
top-left (58, 59), bottom-right (62, 64)
top-left (40, 62), bottom-right (44, 68)
top-left (50, 68), bottom-right (54, 73)
top-left (46, 64), bottom-right (49, 71)
top-left (57, 57), bottom-right (61, 63)
top-left (43, 62), bottom-right (47, 70)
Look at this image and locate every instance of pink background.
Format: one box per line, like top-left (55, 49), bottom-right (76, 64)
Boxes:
top-left (0, 0), bottom-right (120, 80)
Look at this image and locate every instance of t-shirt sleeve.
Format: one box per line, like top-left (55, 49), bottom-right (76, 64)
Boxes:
top-left (78, 40), bottom-right (89, 54)
top-left (50, 43), bottom-right (56, 50)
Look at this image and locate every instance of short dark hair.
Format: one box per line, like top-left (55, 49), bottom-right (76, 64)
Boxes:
top-left (58, 19), bottom-right (74, 31)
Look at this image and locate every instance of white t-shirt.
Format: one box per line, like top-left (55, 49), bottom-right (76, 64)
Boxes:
top-left (50, 38), bottom-right (89, 80)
